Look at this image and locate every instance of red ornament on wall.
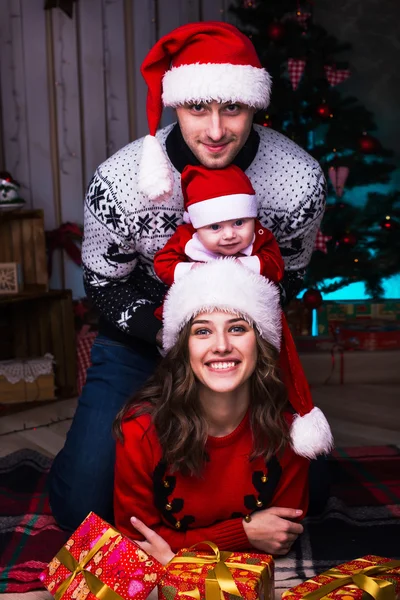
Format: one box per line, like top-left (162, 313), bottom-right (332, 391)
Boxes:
top-left (358, 133), bottom-right (379, 154)
top-left (267, 22), bottom-right (285, 40)
top-left (303, 288), bottom-right (323, 310)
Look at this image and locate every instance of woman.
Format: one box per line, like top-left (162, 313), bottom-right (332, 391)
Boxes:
top-left (113, 260), bottom-right (333, 564)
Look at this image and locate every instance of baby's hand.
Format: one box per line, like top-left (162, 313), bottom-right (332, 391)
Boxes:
top-left (190, 262), bottom-right (203, 270)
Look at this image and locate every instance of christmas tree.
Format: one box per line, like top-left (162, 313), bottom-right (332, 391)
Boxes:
top-left (230, 0), bottom-right (400, 299)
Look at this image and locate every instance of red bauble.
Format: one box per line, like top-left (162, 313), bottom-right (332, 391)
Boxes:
top-left (316, 103), bottom-right (331, 118)
top-left (338, 232), bottom-right (357, 248)
top-left (380, 218), bottom-right (397, 231)
top-left (267, 22), bottom-right (285, 40)
top-left (358, 134), bottom-right (379, 154)
top-left (303, 288), bottom-right (323, 310)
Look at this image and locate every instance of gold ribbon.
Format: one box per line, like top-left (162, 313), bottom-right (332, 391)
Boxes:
top-left (54, 528), bottom-right (124, 600)
top-left (291, 559), bottom-right (400, 600)
top-left (169, 541), bottom-right (271, 600)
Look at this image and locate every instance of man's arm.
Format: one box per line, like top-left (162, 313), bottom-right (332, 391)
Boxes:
top-left (279, 165), bottom-right (326, 305)
top-left (82, 170), bottom-right (166, 345)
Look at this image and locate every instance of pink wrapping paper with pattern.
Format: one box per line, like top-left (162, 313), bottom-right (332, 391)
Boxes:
top-left (40, 512), bottom-right (164, 600)
top-left (159, 544), bottom-right (274, 600)
top-left (282, 555), bottom-right (400, 600)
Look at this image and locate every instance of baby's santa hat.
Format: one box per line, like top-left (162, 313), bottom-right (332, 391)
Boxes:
top-left (182, 164), bottom-right (257, 228)
top-left (163, 259), bottom-right (333, 459)
top-left (139, 21), bottom-right (272, 202)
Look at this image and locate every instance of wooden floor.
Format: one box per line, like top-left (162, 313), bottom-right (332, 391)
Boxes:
top-left (1, 383), bottom-right (399, 600)
top-left (1, 383), bottom-right (399, 458)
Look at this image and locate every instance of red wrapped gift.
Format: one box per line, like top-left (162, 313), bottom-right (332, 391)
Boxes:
top-left (40, 512), bottom-right (164, 600)
top-left (338, 321), bottom-right (400, 351)
top-left (282, 555), bottom-right (400, 600)
top-left (159, 542), bottom-right (273, 600)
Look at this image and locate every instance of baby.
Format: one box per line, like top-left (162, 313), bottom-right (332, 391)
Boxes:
top-left (154, 164), bottom-right (284, 287)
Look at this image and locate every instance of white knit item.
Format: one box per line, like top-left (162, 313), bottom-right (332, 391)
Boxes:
top-left (0, 354), bottom-right (54, 384)
top-left (162, 63), bottom-right (272, 109)
top-left (290, 406), bottom-right (334, 459)
top-left (138, 135), bottom-right (174, 201)
top-left (162, 258), bottom-right (281, 351)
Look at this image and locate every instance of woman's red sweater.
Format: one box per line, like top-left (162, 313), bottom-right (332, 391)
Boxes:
top-left (114, 411), bottom-right (309, 552)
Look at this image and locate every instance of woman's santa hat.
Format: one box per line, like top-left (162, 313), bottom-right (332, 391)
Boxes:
top-left (139, 21), bottom-right (272, 201)
top-left (162, 259), bottom-right (333, 459)
top-left (182, 164), bottom-right (257, 228)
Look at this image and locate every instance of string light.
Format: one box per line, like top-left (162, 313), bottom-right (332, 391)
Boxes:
top-left (0, 416), bottom-right (73, 438)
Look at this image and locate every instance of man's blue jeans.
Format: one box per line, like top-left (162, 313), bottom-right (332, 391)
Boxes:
top-left (48, 335), bottom-right (158, 531)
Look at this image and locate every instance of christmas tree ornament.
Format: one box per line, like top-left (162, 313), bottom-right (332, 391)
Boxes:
top-left (296, 11), bottom-right (312, 29)
top-left (288, 58), bottom-right (306, 90)
top-left (380, 216), bottom-right (397, 230)
top-left (267, 22), bottom-right (285, 41)
top-left (262, 113), bottom-right (272, 127)
top-left (0, 172), bottom-right (25, 209)
top-left (324, 65), bottom-right (351, 86)
top-left (314, 229), bottom-right (332, 254)
top-left (316, 103), bottom-right (331, 118)
top-left (338, 232), bottom-right (357, 248)
top-left (358, 133), bottom-right (379, 154)
top-left (303, 288), bottom-right (323, 310)
top-left (328, 165), bottom-right (349, 197)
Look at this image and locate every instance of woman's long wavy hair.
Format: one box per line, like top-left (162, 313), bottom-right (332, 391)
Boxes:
top-left (113, 319), bottom-right (290, 476)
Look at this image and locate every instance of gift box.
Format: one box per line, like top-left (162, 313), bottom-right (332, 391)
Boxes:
top-left (337, 321), bottom-right (400, 351)
top-left (40, 512), bottom-right (164, 600)
top-left (159, 542), bottom-right (274, 600)
top-left (299, 348), bottom-right (400, 385)
top-left (282, 555), bottom-right (400, 600)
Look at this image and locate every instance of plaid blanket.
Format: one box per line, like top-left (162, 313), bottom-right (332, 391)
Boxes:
top-left (0, 446), bottom-right (399, 597)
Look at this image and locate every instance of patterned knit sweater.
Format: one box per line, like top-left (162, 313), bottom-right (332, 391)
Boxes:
top-left (82, 124), bottom-right (325, 347)
top-left (114, 411), bottom-right (309, 552)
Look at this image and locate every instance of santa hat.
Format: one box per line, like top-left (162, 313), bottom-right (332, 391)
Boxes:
top-left (181, 165), bottom-right (257, 228)
top-left (162, 259), bottom-right (333, 459)
top-left (139, 21), bottom-right (272, 201)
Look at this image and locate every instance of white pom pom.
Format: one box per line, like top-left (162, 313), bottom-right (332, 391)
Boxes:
top-left (290, 406), bottom-right (334, 459)
top-left (138, 135), bottom-right (174, 201)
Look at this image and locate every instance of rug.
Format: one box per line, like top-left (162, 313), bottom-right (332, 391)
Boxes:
top-left (0, 446), bottom-right (400, 597)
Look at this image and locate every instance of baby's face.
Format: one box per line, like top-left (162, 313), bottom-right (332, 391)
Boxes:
top-left (196, 218), bottom-right (255, 256)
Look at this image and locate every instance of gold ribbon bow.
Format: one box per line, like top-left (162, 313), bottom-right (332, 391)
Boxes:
top-left (296, 559), bottom-right (400, 600)
top-left (54, 528), bottom-right (124, 600)
top-left (169, 541), bottom-right (271, 600)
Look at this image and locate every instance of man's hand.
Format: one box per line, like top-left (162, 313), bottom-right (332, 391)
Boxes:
top-left (242, 507), bottom-right (304, 555)
top-left (130, 516), bottom-right (175, 565)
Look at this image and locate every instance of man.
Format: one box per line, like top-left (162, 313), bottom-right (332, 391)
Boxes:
top-left (49, 21), bottom-right (326, 531)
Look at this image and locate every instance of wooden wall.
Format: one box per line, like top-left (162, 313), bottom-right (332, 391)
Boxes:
top-left (0, 0), bottom-right (230, 295)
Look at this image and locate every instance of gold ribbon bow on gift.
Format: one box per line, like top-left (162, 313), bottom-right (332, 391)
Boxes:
top-left (54, 528), bottom-right (125, 600)
top-left (169, 541), bottom-right (271, 600)
top-left (295, 559), bottom-right (400, 600)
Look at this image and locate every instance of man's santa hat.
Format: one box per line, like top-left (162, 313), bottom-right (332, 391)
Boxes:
top-left (139, 21), bottom-right (272, 201)
top-left (182, 164), bottom-right (257, 228)
top-left (162, 259), bottom-right (333, 459)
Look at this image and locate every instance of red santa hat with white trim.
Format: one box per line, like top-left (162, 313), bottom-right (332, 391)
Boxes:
top-left (162, 259), bottom-right (334, 459)
top-left (139, 21), bottom-right (272, 201)
top-left (181, 164), bottom-right (257, 228)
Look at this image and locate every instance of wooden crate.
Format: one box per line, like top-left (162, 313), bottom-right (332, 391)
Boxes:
top-left (0, 373), bottom-right (55, 403)
top-left (0, 209), bottom-right (48, 292)
top-left (0, 290), bottom-right (77, 399)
